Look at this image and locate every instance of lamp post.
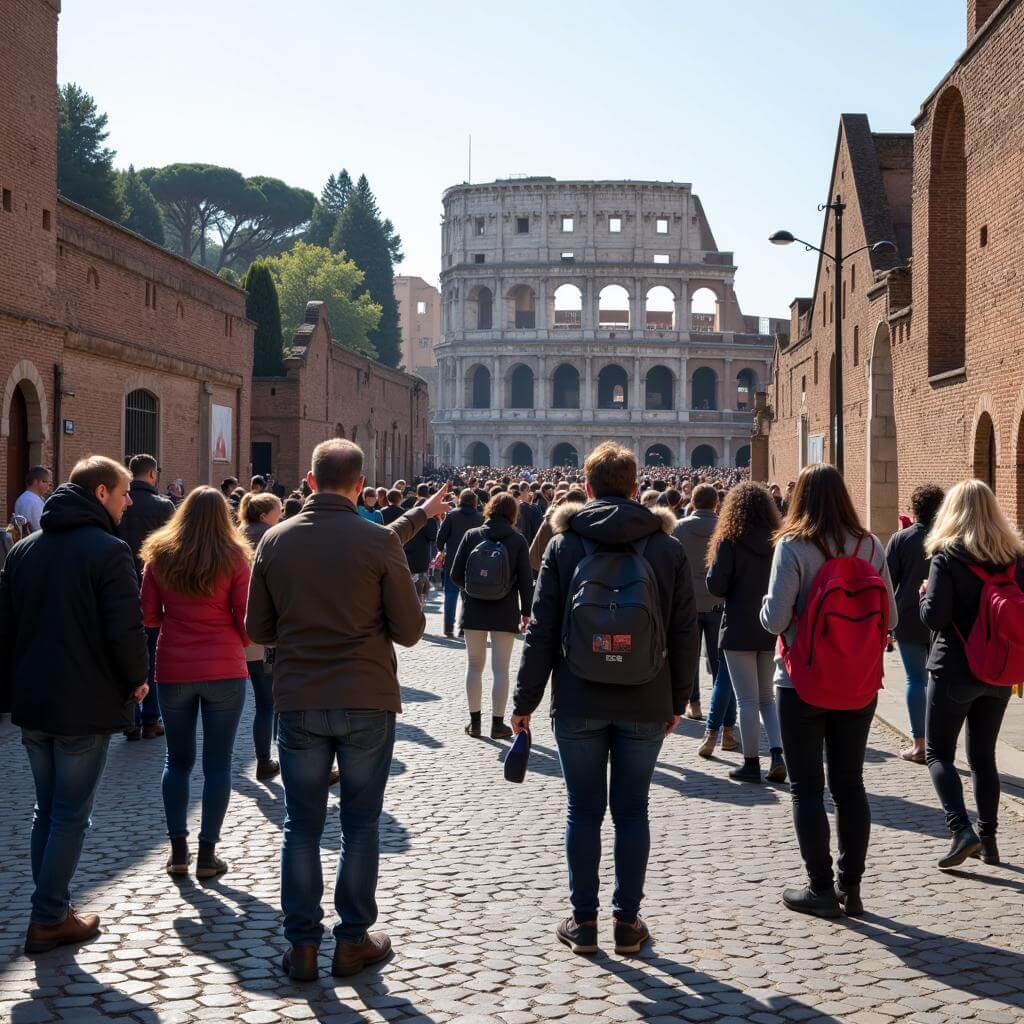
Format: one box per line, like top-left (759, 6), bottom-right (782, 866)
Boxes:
top-left (770, 200), bottom-right (897, 476)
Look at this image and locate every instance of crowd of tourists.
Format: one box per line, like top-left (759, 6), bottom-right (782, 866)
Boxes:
top-left (0, 438), bottom-right (1020, 975)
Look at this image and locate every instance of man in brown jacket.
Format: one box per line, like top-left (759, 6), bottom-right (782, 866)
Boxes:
top-left (246, 439), bottom-right (447, 983)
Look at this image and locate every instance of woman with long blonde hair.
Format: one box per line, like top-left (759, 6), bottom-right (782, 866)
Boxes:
top-left (921, 479), bottom-right (1024, 869)
top-left (141, 487), bottom-right (253, 879)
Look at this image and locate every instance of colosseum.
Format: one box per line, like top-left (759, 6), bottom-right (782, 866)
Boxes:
top-left (431, 177), bottom-right (784, 470)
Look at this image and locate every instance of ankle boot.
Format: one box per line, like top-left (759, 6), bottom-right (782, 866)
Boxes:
top-left (697, 730), bottom-right (717, 759)
top-left (720, 726), bottom-right (740, 752)
top-left (972, 835), bottom-right (1000, 865)
top-left (729, 757), bottom-right (762, 784)
top-left (938, 826), bottom-right (982, 869)
top-left (767, 748), bottom-right (787, 783)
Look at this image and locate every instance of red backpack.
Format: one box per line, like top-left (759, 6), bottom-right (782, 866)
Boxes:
top-left (956, 561), bottom-right (1024, 687)
top-left (778, 535), bottom-right (890, 710)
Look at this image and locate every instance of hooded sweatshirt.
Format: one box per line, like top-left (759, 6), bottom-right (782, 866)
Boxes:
top-left (0, 484), bottom-right (149, 733)
top-left (513, 497), bottom-right (699, 722)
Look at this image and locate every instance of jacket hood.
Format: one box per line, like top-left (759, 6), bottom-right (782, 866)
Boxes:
top-left (736, 523), bottom-right (775, 559)
top-left (483, 517), bottom-right (517, 540)
top-left (40, 483), bottom-right (117, 535)
top-left (552, 496), bottom-right (675, 543)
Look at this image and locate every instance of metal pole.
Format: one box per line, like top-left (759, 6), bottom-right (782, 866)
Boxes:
top-left (832, 197), bottom-right (845, 474)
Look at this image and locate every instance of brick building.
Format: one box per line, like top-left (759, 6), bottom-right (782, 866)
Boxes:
top-left (1, 0), bottom-right (252, 519)
top-left (393, 275), bottom-right (440, 377)
top-left (251, 301), bottom-right (430, 489)
top-left (763, 0), bottom-right (1024, 536)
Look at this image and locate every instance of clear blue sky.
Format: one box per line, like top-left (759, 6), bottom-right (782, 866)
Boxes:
top-left (57, 0), bottom-right (965, 318)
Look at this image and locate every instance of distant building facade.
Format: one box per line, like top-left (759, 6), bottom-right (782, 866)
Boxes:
top-left (394, 275), bottom-right (440, 377)
top-left (432, 177), bottom-right (782, 469)
top-left (763, 0), bottom-right (1024, 536)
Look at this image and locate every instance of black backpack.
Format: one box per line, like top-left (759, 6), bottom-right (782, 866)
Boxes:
top-left (464, 537), bottom-right (513, 600)
top-left (561, 537), bottom-right (666, 685)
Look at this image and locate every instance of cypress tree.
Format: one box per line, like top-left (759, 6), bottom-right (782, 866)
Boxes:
top-left (330, 175), bottom-right (402, 367)
top-left (307, 169), bottom-right (354, 246)
top-left (242, 260), bottom-right (285, 376)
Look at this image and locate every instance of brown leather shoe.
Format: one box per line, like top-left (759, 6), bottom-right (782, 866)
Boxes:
top-left (24, 909), bottom-right (101, 955)
top-left (332, 931), bottom-right (392, 977)
top-left (281, 944), bottom-right (319, 981)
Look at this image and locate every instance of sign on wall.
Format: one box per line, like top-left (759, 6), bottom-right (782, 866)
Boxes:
top-left (807, 433), bottom-right (824, 465)
top-left (211, 404), bottom-right (233, 463)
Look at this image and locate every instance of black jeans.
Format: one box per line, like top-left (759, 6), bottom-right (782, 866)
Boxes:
top-left (691, 609), bottom-right (722, 703)
top-left (925, 675), bottom-right (1010, 836)
top-left (777, 687), bottom-right (875, 892)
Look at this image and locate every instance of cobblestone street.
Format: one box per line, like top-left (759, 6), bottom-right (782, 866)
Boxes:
top-left (2, 592), bottom-right (1023, 1024)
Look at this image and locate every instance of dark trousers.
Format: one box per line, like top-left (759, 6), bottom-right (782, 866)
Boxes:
top-left (134, 627), bottom-right (162, 727)
top-left (777, 687), bottom-right (875, 892)
top-left (247, 659), bottom-right (276, 762)
top-left (691, 609), bottom-right (722, 704)
top-left (925, 675), bottom-right (1010, 836)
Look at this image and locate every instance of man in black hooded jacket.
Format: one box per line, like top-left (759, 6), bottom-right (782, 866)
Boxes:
top-left (0, 455), bottom-right (149, 956)
top-left (512, 442), bottom-right (698, 957)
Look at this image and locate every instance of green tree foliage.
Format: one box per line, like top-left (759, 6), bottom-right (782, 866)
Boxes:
top-left (57, 83), bottom-right (124, 221)
top-left (116, 165), bottom-right (165, 245)
top-left (330, 175), bottom-right (402, 367)
top-left (141, 164), bottom-right (312, 271)
top-left (218, 267), bottom-right (240, 285)
top-left (242, 261), bottom-right (285, 376)
top-left (306, 168), bottom-right (353, 247)
top-left (265, 243), bottom-right (381, 359)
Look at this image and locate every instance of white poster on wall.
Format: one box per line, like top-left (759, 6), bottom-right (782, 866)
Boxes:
top-left (211, 404), bottom-right (232, 463)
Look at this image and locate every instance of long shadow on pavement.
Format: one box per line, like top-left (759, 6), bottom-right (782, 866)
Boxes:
top-left (9, 960), bottom-right (161, 1022)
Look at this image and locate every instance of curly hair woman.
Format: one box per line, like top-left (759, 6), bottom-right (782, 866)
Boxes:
top-left (706, 482), bottom-right (784, 784)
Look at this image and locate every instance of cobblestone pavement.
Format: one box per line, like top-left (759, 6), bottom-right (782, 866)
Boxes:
top-left (2, 591), bottom-right (1024, 1023)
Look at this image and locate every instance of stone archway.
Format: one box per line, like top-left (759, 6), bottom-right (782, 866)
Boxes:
top-left (866, 323), bottom-right (899, 543)
top-left (2, 360), bottom-right (48, 516)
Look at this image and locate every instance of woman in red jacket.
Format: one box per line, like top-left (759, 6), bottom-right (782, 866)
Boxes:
top-left (141, 486), bottom-right (252, 879)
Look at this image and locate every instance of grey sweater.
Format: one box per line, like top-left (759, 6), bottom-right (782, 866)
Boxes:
top-left (759, 530), bottom-right (898, 687)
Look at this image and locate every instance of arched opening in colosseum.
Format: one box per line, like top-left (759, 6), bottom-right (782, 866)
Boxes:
top-left (927, 87), bottom-right (966, 377)
top-left (645, 366), bottom-right (674, 410)
top-left (467, 286), bottom-right (493, 331)
top-left (974, 412), bottom-right (997, 493)
top-left (508, 364), bottom-right (535, 409)
top-left (553, 284), bottom-right (583, 329)
top-left (645, 286), bottom-right (675, 330)
top-left (691, 367), bottom-right (717, 410)
top-left (735, 444), bottom-right (751, 468)
top-left (644, 443), bottom-right (673, 467)
top-left (736, 368), bottom-right (758, 411)
top-left (507, 442), bottom-right (533, 467)
top-left (598, 364), bottom-right (629, 409)
top-left (466, 365), bottom-right (491, 409)
top-left (867, 324), bottom-right (899, 542)
top-left (691, 444), bottom-right (718, 468)
top-left (552, 442), bottom-right (579, 468)
top-left (598, 285), bottom-right (630, 330)
top-left (465, 441), bottom-right (491, 466)
top-left (552, 364), bottom-right (580, 408)
top-left (507, 285), bottom-right (536, 329)
top-left (690, 287), bottom-right (719, 333)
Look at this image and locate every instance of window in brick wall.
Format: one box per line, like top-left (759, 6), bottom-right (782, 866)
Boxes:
top-left (87, 267), bottom-right (99, 290)
top-left (2, 189), bottom-right (11, 212)
top-left (853, 325), bottom-right (859, 365)
top-left (145, 282), bottom-right (157, 309)
top-left (42, 209), bottom-right (51, 231)
top-left (124, 389), bottom-right (158, 461)
top-left (801, 375), bottom-right (806, 398)
top-left (416, 300), bottom-right (427, 315)
top-left (980, 225), bottom-right (988, 248)
top-left (813, 352), bottom-right (819, 385)
top-left (851, 263), bottom-right (856, 291)
top-left (656, 217), bottom-right (669, 234)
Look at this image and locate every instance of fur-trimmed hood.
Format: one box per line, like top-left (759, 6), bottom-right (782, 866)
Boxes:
top-left (550, 497), bottom-right (677, 540)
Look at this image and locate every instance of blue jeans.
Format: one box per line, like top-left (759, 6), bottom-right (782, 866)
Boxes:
top-left (134, 627), bottom-right (162, 727)
top-left (443, 576), bottom-right (461, 634)
top-left (21, 730), bottom-right (111, 925)
top-left (553, 717), bottom-right (665, 923)
top-left (247, 659), bottom-right (276, 762)
top-left (706, 657), bottom-right (737, 731)
top-left (278, 709), bottom-right (396, 947)
top-left (692, 609), bottom-right (722, 703)
top-left (159, 679), bottom-right (246, 843)
top-left (897, 641), bottom-right (929, 739)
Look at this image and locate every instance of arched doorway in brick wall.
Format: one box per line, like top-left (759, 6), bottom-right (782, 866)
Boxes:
top-left (867, 324), bottom-right (900, 543)
top-left (974, 412), bottom-right (996, 493)
top-left (3, 366), bottom-right (46, 518)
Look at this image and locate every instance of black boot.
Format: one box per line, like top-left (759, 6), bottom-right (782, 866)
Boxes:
top-left (465, 711), bottom-right (482, 739)
top-left (729, 757), bottom-right (762, 784)
top-left (490, 716), bottom-right (513, 740)
top-left (767, 747), bottom-right (787, 783)
top-left (938, 826), bottom-right (982, 869)
top-left (782, 884), bottom-right (841, 918)
top-left (835, 883), bottom-right (864, 916)
top-left (972, 835), bottom-right (1001, 865)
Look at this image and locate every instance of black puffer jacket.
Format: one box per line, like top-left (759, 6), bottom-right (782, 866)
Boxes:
top-left (119, 479), bottom-right (175, 581)
top-left (514, 498), bottom-right (698, 722)
top-left (0, 484), bottom-right (149, 733)
top-left (706, 527), bottom-right (776, 651)
top-left (450, 517), bottom-right (533, 633)
top-left (920, 544), bottom-right (1024, 696)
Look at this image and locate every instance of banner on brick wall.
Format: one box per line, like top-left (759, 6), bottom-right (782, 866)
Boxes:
top-left (212, 404), bottom-right (232, 463)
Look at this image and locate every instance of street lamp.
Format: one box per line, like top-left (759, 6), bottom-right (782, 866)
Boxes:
top-left (769, 200), bottom-right (897, 475)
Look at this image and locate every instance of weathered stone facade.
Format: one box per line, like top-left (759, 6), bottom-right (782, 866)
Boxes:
top-left (433, 178), bottom-right (782, 469)
top-left (765, 0), bottom-right (1024, 534)
top-left (251, 302), bottom-right (430, 489)
top-left (1, 0), bottom-right (252, 518)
